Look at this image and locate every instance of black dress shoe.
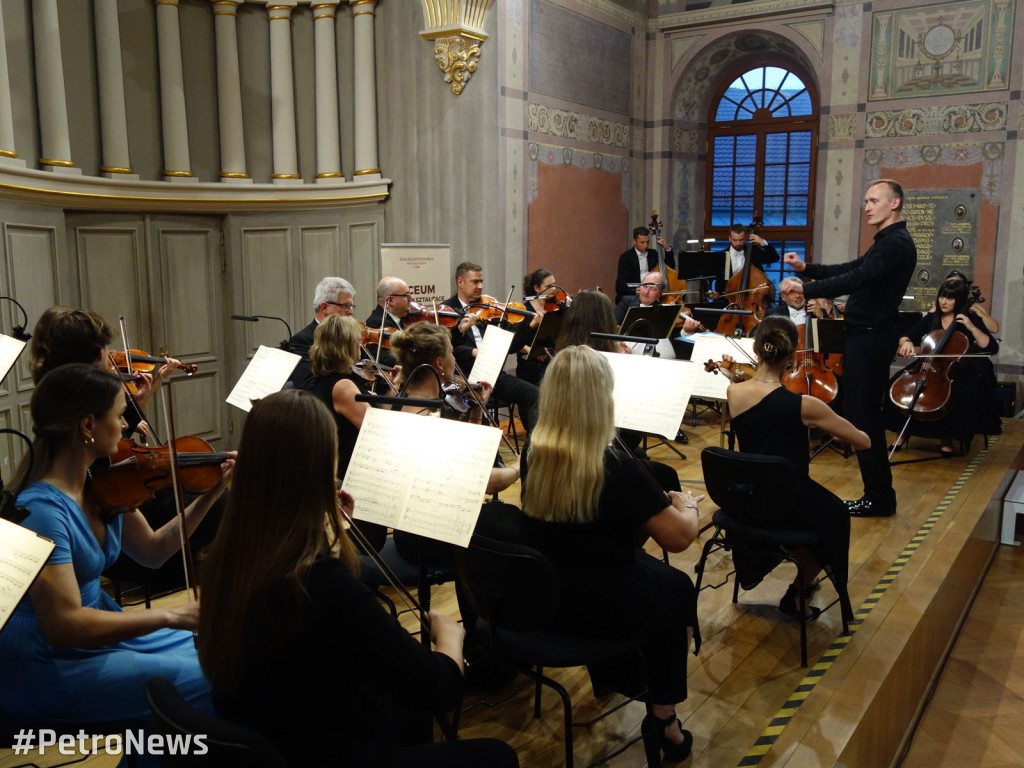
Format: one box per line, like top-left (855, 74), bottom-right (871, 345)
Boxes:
top-left (845, 497), bottom-right (896, 517)
top-left (675, 429), bottom-right (689, 444)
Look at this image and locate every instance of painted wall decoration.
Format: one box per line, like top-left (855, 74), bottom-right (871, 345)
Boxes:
top-left (868, 0), bottom-right (1013, 100)
top-left (865, 102), bottom-right (1007, 137)
top-left (527, 105), bottom-right (631, 148)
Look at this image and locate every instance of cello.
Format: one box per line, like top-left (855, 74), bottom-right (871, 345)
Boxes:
top-left (714, 217), bottom-right (774, 338)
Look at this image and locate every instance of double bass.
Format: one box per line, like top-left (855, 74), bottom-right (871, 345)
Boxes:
top-left (714, 217), bottom-right (774, 338)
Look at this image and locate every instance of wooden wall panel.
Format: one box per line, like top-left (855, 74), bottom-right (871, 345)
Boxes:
top-left (76, 225), bottom-right (148, 344)
top-left (299, 226), bottom-right (343, 315)
top-left (4, 224), bottom-right (61, 392)
top-left (238, 228), bottom-right (294, 355)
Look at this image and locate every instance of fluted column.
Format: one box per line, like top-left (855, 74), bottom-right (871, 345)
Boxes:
top-left (94, 0), bottom-right (135, 178)
top-left (268, 3), bottom-right (300, 184)
top-left (155, 0), bottom-right (193, 180)
top-left (351, 0), bottom-right (380, 178)
top-left (212, 0), bottom-right (250, 182)
top-left (312, 2), bottom-right (342, 181)
top-left (0, 8), bottom-right (21, 164)
top-left (32, 0), bottom-right (76, 172)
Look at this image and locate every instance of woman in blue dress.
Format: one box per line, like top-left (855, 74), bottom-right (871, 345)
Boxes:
top-left (0, 364), bottom-right (233, 723)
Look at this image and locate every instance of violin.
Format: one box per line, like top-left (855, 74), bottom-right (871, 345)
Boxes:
top-left (360, 323), bottom-right (397, 350)
top-left (442, 379), bottom-right (486, 413)
top-left (538, 286), bottom-right (573, 313)
top-left (352, 358), bottom-right (396, 384)
top-left (781, 324), bottom-right (838, 404)
top-left (107, 349), bottom-right (197, 396)
top-left (89, 436), bottom-right (230, 510)
top-left (714, 217), bottom-right (773, 338)
top-left (402, 302), bottom-right (464, 329)
top-left (704, 358), bottom-right (756, 383)
top-left (466, 296), bottom-right (537, 325)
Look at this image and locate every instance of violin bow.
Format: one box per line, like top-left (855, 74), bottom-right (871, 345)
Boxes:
top-left (157, 378), bottom-right (200, 607)
top-left (116, 316), bottom-right (162, 444)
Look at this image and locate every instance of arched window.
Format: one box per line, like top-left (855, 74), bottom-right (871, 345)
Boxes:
top-left (706, 64), bottom-right (818, 291)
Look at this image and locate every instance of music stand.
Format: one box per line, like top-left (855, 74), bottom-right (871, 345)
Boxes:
top-left (807, 318), bottom-right (850, 461)
top-left (618, 304), bottom-right (679, 339)
top-left (527, 310), bottom-right (565, 360)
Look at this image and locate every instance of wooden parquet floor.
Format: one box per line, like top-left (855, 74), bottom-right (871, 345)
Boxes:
top-left (3, 411), bottom-right (1021, 768)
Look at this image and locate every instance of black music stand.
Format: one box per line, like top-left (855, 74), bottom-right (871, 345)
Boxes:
top-left (807, 318), bottom-right (850, 461)
top-left (618, 304), bottom-right (679, 339)
top-left (527, 310), bottom-right (565, 361)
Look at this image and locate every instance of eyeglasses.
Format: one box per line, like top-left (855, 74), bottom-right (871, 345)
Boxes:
top-left (388, 293), bottom-right (411, 299)
top-left (326, 302), bottom-right (355, 311)
top-left (639, 283), bottom-right (664, 290)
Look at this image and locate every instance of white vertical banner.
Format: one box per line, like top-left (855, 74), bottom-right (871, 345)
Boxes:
top-left (380, 244), bottom-right (452, 307)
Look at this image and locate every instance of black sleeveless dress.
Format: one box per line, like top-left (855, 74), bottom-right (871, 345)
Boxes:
top-left (729, 387), bottom-right (850, 591)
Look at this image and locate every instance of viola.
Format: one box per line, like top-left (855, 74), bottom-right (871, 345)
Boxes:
top-left (89, 436), bottom-right (230, 510)
top-left (888, 303), bottom-right (975, 421)
top-left (467, 296), bottom-right (537, 325)
top-left (781, 325), bottom-right (838, 404)
top-left (442, 379), bottom-right (486, 413)
top-left (714, 217), bottom-right (773, 338)
top-left (351, 358), bottom-right (396, 383)
top-left (704, 358), bottom-right (756, 383)
top-left (402, 302), bottom-right (464, 329)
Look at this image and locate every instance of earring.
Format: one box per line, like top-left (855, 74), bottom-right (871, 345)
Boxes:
top-left (84, 436), bottom-right (95, 446)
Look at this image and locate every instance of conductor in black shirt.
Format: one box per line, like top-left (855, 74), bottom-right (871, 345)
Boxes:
top-left (781, 179), bottom-right (916, 517)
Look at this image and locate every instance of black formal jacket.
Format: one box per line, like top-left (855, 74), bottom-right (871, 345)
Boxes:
top-left (614, 247), bottom-right (675, 304)
top-left (445, 295), bottom-right (535, 375)
top-left (286, 319), bottom-right (318, 390)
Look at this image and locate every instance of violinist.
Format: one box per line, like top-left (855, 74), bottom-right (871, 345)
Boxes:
top-left (362, 276), bottom-right (413, 367)
top-left (286, 276), bottom-right (356, 390)
top-left (614, 270), bottom-right (701, 333)
top-left (196, 389), bottom-right (519, 768)
top-left (782, 178), bottom-right (916, 517)
top-left (0, 364), bottom-right (233, 725)
top-left (726, 317), bottom-right (869, 617)
top-left (445, 261), bottom-right (540, 434)
top-left (614, 225), bottom-right (676, 305)
top-left (887, 277), bottom-right (1000, 455)
top-left (515, 268), bottom-right (556, 386)
top-left (28, 306), bottom-right (224, 592)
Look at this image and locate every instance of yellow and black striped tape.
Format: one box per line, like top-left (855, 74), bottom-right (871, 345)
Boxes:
top-left (737, 439), bottom-right (996, 767)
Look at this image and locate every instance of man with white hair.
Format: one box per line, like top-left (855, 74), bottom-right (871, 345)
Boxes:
top-left (287, 276), bottom-right (356, 389)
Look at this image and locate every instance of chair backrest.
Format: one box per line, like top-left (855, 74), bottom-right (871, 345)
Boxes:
top-left (701, 447), bottom-right (799, 526)
top-left (453, 534), bottom-right (560, 633)
top-left (144, 677), bottom-right (287, 768)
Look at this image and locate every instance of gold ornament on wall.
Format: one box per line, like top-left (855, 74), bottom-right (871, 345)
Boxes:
top-left (420, 0), bottom-right (494, 95)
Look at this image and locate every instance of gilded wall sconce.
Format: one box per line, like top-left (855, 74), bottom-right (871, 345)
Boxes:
top-left (419, 0), bottom-right (494, 95)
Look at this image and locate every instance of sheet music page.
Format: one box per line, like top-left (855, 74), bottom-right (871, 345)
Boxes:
top-left (226, 345), bottom-right (301, 412)
top-left (343, 408), bottom-right (501, 547)
top-left (0, 518), bottom-right (55, 631)
top-left (0, 334), bottom-right (26, 383)
top-left (467, 325), bottom-right (514, 387)
top-left (689, 334), bottom-right (756, 400)
top-left (599, 352), bottom-right (695, 440)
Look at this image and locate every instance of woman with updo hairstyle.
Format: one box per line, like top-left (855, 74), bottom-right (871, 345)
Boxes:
top-left (726, 315), bottom-right (869, 618)
top-left (516, 268), bottom-right (556, 385)
top-left (0, 364), bottom-right (232, 724)
top-left (889, 276), bottom-right (1000, 453)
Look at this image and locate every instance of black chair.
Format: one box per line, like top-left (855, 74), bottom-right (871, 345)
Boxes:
top-left (453, 534), bottom-right (661, 768)
top-left (694, 447), bottom-right (852, 667)
top-left (144, 677), bottom-right (287, 767)
top-left (485, 398), bottom-right (520, 452)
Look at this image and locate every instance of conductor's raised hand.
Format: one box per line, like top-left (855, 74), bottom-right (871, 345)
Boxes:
top-left (783, 252), bottom-right (806, 271)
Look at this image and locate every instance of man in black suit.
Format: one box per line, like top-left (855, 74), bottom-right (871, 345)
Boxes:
top-left (446, 261), bottom-right (539, 434)
top-left (614, 226), bottom-right (675, 304)
top-left (764, 277), bottom-right (807, 327)
top-left (287, 276), bottom-right (356, 389)
top-left (614, 270), bottom-right (701, 333)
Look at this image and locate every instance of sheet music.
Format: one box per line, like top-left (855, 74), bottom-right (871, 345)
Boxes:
top-left (0, 518), bottom-right (55, 631)
top-left (467, 325), bottom-right (514, 387)
top-left (689, 334), bottom-right (757, 400)
top-left (0, 334), bottom-right (26, 383)
top-left (599, 352), bottom-right (695, 440)
top-left (226, 345), bottom-right (302, 412)
top-left (342, 408), bottom-right (501, 547)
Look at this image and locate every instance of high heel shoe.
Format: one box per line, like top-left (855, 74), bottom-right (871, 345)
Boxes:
top-left (778, 584), bottom-right (822, 621)
top-left (642, 712), bottom-right (693, 762)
